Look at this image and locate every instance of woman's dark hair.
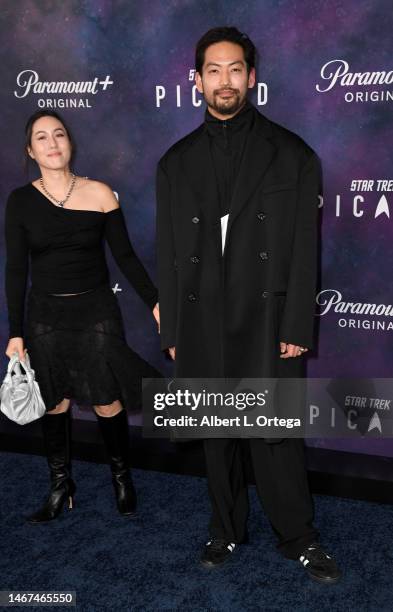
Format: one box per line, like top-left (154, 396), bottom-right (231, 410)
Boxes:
top-left (195, 26), bottom-right (256, 74)
top-left (24, 110), bottom-right (76, 171)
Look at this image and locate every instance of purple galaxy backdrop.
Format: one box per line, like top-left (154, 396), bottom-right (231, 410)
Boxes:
top-left (0, 1), bottom-right (392, 458)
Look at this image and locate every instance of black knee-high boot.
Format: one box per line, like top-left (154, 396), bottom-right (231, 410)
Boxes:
top-left (27, 411), bottom-right (75, 524)
top-left (96, 409), bottom-right (137, 517)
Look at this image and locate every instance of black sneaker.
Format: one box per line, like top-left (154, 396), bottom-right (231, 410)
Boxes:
top-left (200, 538), bottom-right (236, 567)
top-left (299, 542), bottom-right (341, 584)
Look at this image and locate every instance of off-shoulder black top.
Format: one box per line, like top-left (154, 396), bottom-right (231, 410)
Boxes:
top-left (4, 184), bottom-right (158, 337)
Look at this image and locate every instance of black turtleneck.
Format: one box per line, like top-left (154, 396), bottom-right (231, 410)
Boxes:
top-left (205, 100), bottom-right (254, 216)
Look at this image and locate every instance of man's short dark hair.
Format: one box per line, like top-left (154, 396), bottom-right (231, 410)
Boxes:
top-left (195, 26), bottom-right (256, 74)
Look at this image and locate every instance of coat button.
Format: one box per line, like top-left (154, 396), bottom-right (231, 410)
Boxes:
top-left (257, 212), bottom-right (266, 221)
top-left (190, 256), bottom-right (200, 264)
top-left (262, 291), bottom-right (269, 298)
top-left (188, 292), bottom-right (197, 302)
top-left (192, 216), bottom-right (200, 224)
top-left (259, 251), bottom-right (268, 260)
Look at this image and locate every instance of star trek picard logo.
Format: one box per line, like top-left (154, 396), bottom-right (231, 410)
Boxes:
top-left (155, 68), bottom-right (268, 108)
top-left (320, 179), bottom-right (393, 221)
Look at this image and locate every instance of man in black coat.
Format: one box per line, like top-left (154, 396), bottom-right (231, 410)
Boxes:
top-left (156, 27), bottom-right (340, 584)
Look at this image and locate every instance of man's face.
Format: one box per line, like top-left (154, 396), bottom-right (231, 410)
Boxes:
top-left (195, 41), bottom-right (255, 119)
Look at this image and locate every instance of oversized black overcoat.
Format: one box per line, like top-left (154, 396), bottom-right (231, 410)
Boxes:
top-left (156, 106), bottom-right (321, 379)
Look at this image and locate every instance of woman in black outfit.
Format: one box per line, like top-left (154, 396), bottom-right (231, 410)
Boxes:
top-left (4, 110), bottom-right (161, 523)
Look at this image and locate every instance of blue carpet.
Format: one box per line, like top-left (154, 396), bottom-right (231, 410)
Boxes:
top-left (1, 451), bottom-right (393, 611)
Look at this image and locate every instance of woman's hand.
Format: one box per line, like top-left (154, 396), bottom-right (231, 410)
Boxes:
top-left (152, 303), bottom-right (160, 333)
top-left (6, 337), bottom-right (27, 361)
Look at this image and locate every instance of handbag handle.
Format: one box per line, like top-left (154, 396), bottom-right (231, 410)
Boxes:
top-left (7, 351), bottom-right (33, 384)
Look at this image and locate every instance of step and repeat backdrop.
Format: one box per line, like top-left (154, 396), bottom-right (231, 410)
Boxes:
top-left (1, 1), bottom-right (392, 461)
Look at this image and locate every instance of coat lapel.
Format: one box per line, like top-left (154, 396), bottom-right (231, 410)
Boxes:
top-left (180, 127), bottom-right (222, 260)
top-left (226, 112), bottom-right (277, 238)
top-left (180, 127), bottom-right (220, 224)
top-left (179, 110), bottom-right (278, 259)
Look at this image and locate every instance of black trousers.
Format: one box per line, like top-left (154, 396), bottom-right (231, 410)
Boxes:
top-left (203, 437), bottom-right (319, 560)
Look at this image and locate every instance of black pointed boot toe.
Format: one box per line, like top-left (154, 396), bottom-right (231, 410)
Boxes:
top-left (27, 478), bottom-right (76, 523)
top-left (112, 463), bottom-right (137, 516)
top-left (27, 411), bottom-right (75, 524)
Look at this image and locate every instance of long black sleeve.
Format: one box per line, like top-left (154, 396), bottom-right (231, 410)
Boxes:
top-left (279, 151), bottom-right (320, 349)
top-left (104, 207), bottom-right (158, 309)
top-left (5, 191), bottom-right (29, 338)
top-left (156, 159), bottom-right (178, 350)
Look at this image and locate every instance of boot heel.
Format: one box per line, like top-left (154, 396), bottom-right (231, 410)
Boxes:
top-left (26, 412), bottom-right (73, 524)
top-left (67, 480), bottom-right (76, 510)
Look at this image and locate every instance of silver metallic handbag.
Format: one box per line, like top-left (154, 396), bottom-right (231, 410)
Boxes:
top-left (0, 351), bottom-right (46, 425)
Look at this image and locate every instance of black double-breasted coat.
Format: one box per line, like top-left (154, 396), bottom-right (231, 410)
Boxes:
top-left (156, 106), bottom-right (320, 380)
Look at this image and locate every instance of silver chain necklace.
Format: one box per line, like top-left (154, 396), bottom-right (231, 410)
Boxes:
top-left (39, 173), bottom-right (77, 207)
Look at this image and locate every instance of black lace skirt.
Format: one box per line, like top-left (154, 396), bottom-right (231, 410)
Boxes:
top-left (24, 283), bottom-right (161, 413)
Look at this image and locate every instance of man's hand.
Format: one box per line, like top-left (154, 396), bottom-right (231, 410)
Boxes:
top-left (280, 342), bottom-right (308, 358)
top-left (168, 346), bottom-right (176, 360)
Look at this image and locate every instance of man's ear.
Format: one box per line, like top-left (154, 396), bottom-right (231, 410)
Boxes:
top-left (195, 71), bottom-right (204, 94)
top-left (248, 67), bottom-right (256, 89)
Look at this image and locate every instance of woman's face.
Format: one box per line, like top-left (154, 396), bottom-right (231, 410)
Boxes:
top-left (27, 115), bottom-right (72, 172)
